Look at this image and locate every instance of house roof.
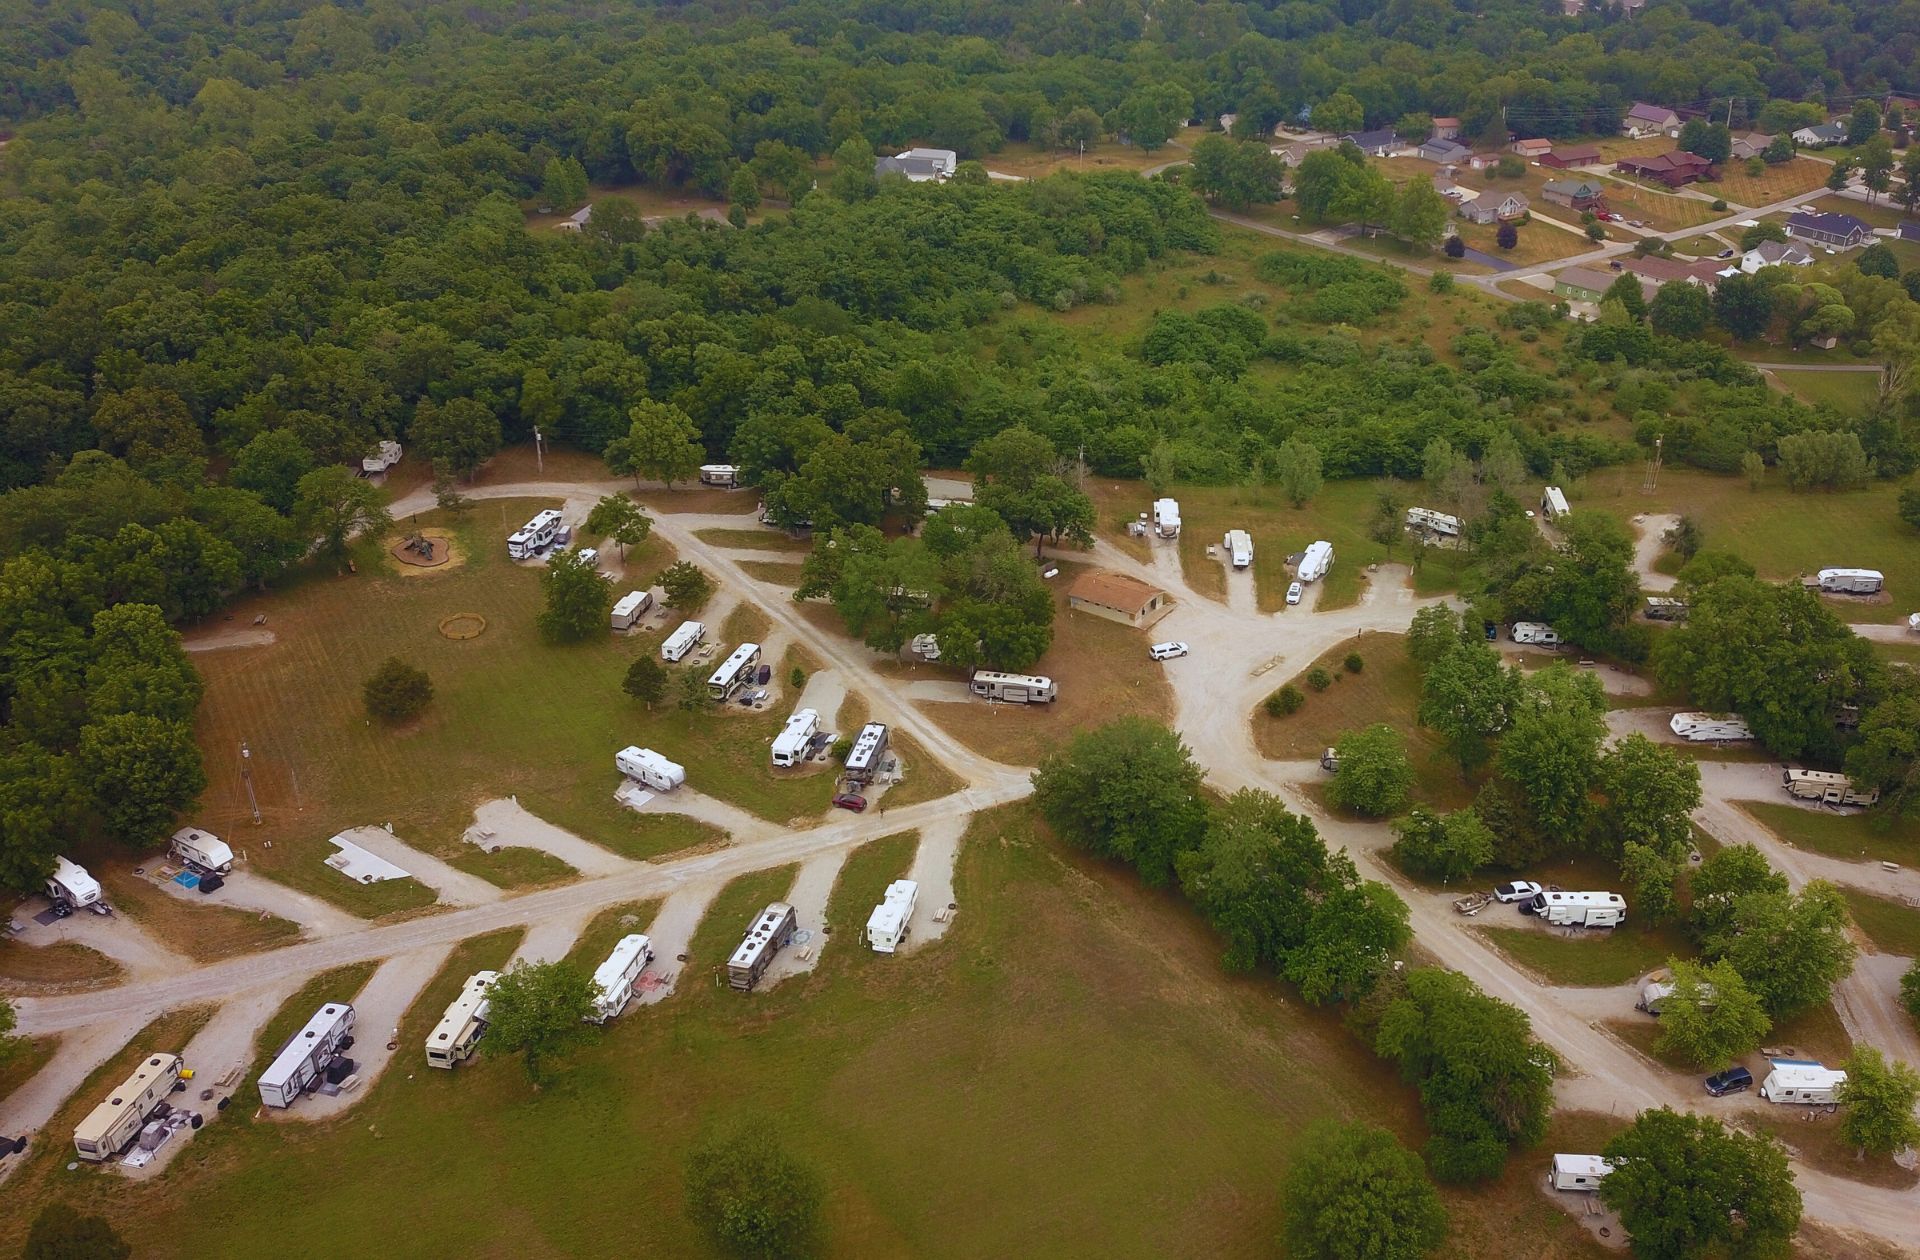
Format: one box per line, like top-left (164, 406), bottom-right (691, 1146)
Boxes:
top-left (1548, 144), bottom-right (1602, 163)
top-left (875, 153), bottom-right (947, 180)
top-left (1796, 122), bottom-right (1846, 141)
top-left (1419, 138), bottom-right (1470, 161)
top-left (1543, 178), bottom-right (1606, 198)
top-left (1622, 254), bottom-right (1720, 284)
top-left (1463, 190), bottom-right (1528, 212)
top-left (1626, 102), bottom-right (1679, 124)
top-left (1900, 221), bottom-right (1920, 241)
top-left (1556, 266), bottom-right (1618, 294)
top-left (1431, 117), bottom-right (1462, 128)
top-left (1750, 240), bottom-right (1811, 264)
top-left (1068, 570), bottom-right (1167, 617)
top-left (1345, 128), bottom-right (1400, 150)
top-left (1788, 210), bottom-right (1870, 235)
top-left (1513, 138), bottom-right (1553, 152)
top-left (1618, 151), bottom-right (1712, 175)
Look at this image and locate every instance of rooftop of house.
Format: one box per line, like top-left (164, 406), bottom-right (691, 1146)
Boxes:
top-left (1626, 102), bottom-right (1679, 122)
top-left (1345, 128), bottom-right (1401, 150)
top-left (1788, 209), bottom-right (1870, 234)
top-left (1556, 266), bottom-right (1618, 293)
top-left (1068, 570), bottom-right (1167, 616)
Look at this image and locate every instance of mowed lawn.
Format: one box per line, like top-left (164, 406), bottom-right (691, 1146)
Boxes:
top-left (1771, 367), bottom-right (1883, 415)
top-left (1739, 800), bottom-right (1920, 868)
top-left (22, 806), bottom-right (1607, 1260)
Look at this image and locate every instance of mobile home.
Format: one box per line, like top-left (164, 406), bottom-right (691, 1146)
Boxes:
top-left (660, 619), bottom-right (706, 662)
top-left (699, 464), bottom-right (740, 488)
top-left (610, 590), bottom-right (653, 630)
top-left (1529, 890), bottom-right (1627, 927)
top-left (970, 671), bottom-right (1058, 704)
top-left (844, 722), bottom-right (890, 783)
top-left (1669, 712), bottom-right (1753, 742)
top-left (727, 902), bottom-right (797, 991)
top-left (587, 934), bottom-right (653, 1024)
top-left (1760, 1060), bottom-right (1847, 1104)
top-left (1405, 507), bottom-right (1461, 537)
top-left (1549, 1154), bottom-right (1614, 1192)
top-left (1782, 768), bottom-right (1878, 807)
top-left (1817, 568), bottom-right (1883, 595)
top-left (1152, 498), bottom-right (1182, 539)
top-left (708, 643), bottom-right (762, 700)
top-left (506, 509), bottom-right (564, 560)
top-left (73, 1054), bottom-right (183, 1161)
top-left (1224, 529), bottom-right (1254, 569)
top-left (258, 1003), bottom-right (355, 1108)
top-left (45, 856), bottom-right (102, 911)
top-left (1644, 596), bottom-right (1688, 621)
top-left (770, 709), bottom-right (821, 768)
top-left (1509, 622), bottom-right (1562, 646)
top-left (866, 880), bottom-right (919, 954)
top-left (170, 826), bottom-right (234, 874)
top-left (1298, 540), bottom-right (1334, 584)
top-left (1541, 486), bottom-right (1570, 519)
top-left (615, 746), bottom-right (685, 792)
top-left (425, 971), bottom-right (499, 1069)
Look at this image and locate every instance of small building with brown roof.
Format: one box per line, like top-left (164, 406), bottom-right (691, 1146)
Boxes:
top-left (1067, 570), bottom-right (1171, 628)
top-left (1620, 254), bottom-right (1722, 290)
top-left (1540, 143), bottom-right (1603, 169)
top-left (1511, 138), bottom-right (1553, 158)
top-left (1615, 151), bottom-right (1715, 187)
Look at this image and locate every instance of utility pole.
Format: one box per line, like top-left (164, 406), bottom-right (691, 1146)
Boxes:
top-left (240, 741), bottom-right (262, 826)
top-left (533, 425), bottom-right (545, 474)
top-left (1642, 434), bottom-right (1664, 494)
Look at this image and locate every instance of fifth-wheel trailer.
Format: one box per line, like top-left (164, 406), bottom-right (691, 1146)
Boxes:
top-left (660, 620), bottom-right (706, 662)
top-left (1783, 768), bottom-right (1878, 807)
top-left (866, 880), bottom-right (919, 953)
top-left (727, 902), bottom-right (797, 991)
top-left (73, 1053), bottom-right (183, 1161)
top-left (970, 671), bottom-right (1057, 704)
top-left (426, 971), bottom-right (500, 1068)
top-left (1528, 890), bottom-right (1626, 928)
top-left (588, 934), bottom-right (653, 1023)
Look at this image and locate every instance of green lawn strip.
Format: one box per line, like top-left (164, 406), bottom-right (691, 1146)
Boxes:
top-left (692, 528), bottom-right (809, 553)
top-left (392, 928), bottom-right (528, 1057)
top-left (256, 855), bottom-right (440, 921)
top-left (1475, 919), bottom-right (1690, 987)
top-left (815, 832), bottom-right (920, 977)
top-left (1771, 367), bottom-right (1882, 415)
top-left (564, 901), bottom-right (665, 973)
top-left (1839, 889), bottom-right (1920, 957)
top-left (1738, 800), bottom-right (1919, 868)
top-left (445, 844), bottom-right (577, 890)
top-left (0, 1035), bottom-right (59, 1104)
top-left (681, 866), bottom-right (802, 994)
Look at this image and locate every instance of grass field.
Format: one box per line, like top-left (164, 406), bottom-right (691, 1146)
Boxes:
top-left (1477, 916), bottom-right (1691, 987)
top-left (982, 130), bottom-right (1203, 180)
top-left (9, 804), bottom-right (1608, 1259)
top-left (1455, 217), bottom-right (1589, 268)
top-left (1745, 1109), bottom-right (1920, 1191)
top-left (1808, 195), bottom-right (1908, 230)
top-left (738, 558), bottom-right (806, 586)
top-left (1738, 800), bottom-right (1918, 867)
top-left (880, 731), bottom-right (965, 809)
top-left (1697, 157), bottom-right (1830, 206)
top-left (1771, 367), bottom-right (1883, 414)
top-left (0, 940), bottom-right (123, 993)
top-left (1839, 889), bottom-right (1920, 957)
top-left (0, 1034), bottom-right (58, 1104)
top-left (692, 528), bottom-right (809, 553)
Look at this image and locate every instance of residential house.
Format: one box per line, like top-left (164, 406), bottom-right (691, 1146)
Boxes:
top-left (1467, 152), bottom-right (1504, 170)
top-left (1739, 240), bottom-right (1814, 272)
top-left (1418, 138), bottom-right (1471, 165)
top-left (1270, 138), bottom-right (1334, 167)
top-left (875, 147), bottom-right (958, 182)
top-left (1614, 150), bottom-right (1714, 187)
top-left (1431, 117), bottom-right (1463, 141)
top-left (1344, 128), bottom-right (1402, 157)
top-left (1511, 138), bottom-right (1553, 159)
top-left (1728, 132), bottom-right (1775, 161)
top-left (1622, 103), bottom-right (1681, 138)
top-left (1432, 172), bottom-right (1468, 202)
top-left (1791, 122), bottom-right (1846, 148)
top-left (1541, 179), bottom-right (1610, 213)
top-left (1785, 210), bottom-right (1872, 249)
top-left (1622, 254), bottom-right (1722, 289)
top-left (1458, 191), bottom-right (1530, 224)
top-left (1067, 571), bottom-right (1170, 629)
top-left (1553, 267), bottom-right (1618, 303)
top-left (1540, 143), bottom-right (1603, 169)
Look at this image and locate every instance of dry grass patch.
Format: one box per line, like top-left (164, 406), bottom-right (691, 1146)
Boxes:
top-left (882, 730), bottom-right (966, 808)
top-left (632, 485), bottom-right (760, 515)
top-left (982, 132), bottom-right (1202, 180)
top-left (1698, 157), bottom-right (1829, 205)
top-left (95, 868), bottom-right (300, 962)
top-left (0, 939), bottom-right (124, 993)
top-left (737, 559), bottom-right (805, 587)
top-left (1742, 1109), bottom-right (1919, 1190)
top-left (720, 600), bottom-right (772, 645)
top-left (0, 1034), bottom-right (59, 1103)
top-left (693, 527), bottom-right (809, 553)
top-left (1454, 218), bottom-right (1590, 268)
top-left (522, 182), bottom-right (728, 231)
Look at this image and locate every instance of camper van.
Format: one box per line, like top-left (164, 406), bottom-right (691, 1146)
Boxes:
top-left (1223, 529), bottom-right (1253, 569)
top-left (969, 671), bottom-right (1058, 704)
top-left (1644, 596), bottom-right (1689, 621)
top-left (72, 1053), bottom-right (184, 1161)
top-left (1817, 568), bottom-right (1883, 595)
top-left (1783, 768), bottom-right (1879, 807)
top-left (1528, 890), bottom-right (1626, 928)
top-left (661, 619), bottom-right (706, 662)
top-left (610, 590), bottom-right (653, 630)
top-left (615, 746), bottom-right (686, 792)
top-left (708, 642), bottom-right (762, 700)
top-left (866, 880), bottom-right (919, 954)
top-left (170, 827), bottom-right (234, 875)
top-left (1509, 622), bottom-right (1562, 646)
top-left (699, 464), bottom-right (740, 488)
top-left (727, 902), bottom-right (796, 991)
top-left (45, 856), bottom-right (103, 913)
top-left (770, 709), bottom-right (821, 768)
top-left (1760, 1060), bottom-right (1848, 1105)
top-left (1152, 498), bottom-right (1182, 539)
top-left (1298, 540), bottom-right (1334, 584)
top-left (506, 509), bottom-right (564, 560)
top-left (1669, 712), bottom-right (1753, 742)
top-left (1541, 486), bottom-right (1570, 519)
top-left (587, 935), bottom-right (653, 1024)
top-left (1549, 1154), bottom-right (1614, 1192)
top-left (844, 723), bottom-right (890, 783)
top-left (425, 971), bottom-right (499, 1069)
top-left (258, 1003), bottom-right (355, 1108)
top-left (1405, 507), bottom-right (1461, 537)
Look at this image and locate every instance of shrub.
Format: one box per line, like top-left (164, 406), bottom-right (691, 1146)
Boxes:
top-left (1710, 199), bottom-right (1728, 211)
top-left (362, 658), bottom-right (433, 723)
top-left (1428, 272), bottom-right (1455, 293)
top-left (1901, 961), bottom-right (1920, 1025)
top-left (789, 666), bottom-right (805, 689)
top-left (1266, 684), bottom-right (1305, 716)
top-left (1344, 653), bottom-right (1364, 674)
top-left (1306, 667), bottom-right (1333, 691)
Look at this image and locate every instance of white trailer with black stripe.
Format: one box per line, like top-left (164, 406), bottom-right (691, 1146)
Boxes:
top-left (258, 1003), bottom-right (356, 1109)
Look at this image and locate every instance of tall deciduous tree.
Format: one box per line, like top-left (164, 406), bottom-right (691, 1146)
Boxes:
top-left (1280, 1121), bottom-right (1447, 1260)
top-left (77, 712), bottom-right (206, 848)
top-left (605, 400), bottom-right (705, 488)
top-left (411, 397), bottom-right (502, 482)
top-left (1390, 806), bottom-right (1495, 883)
top-left (584, 494), bottom-right (653, 559)
top-left (1600, 1109), bottom-right (1799, 1260)
top-left (1271, 437), bottom-right (1323, 507)
top-left (683, 1124), bottom-right (825, 1260)
top-left (1417, 640), bottom-right (1518, 773)
top-left (1032, 717), bottom-right (1208, 888)
top-left (484, 959), bottom-right (597, 1085)
top-left (1329, 723), bottom-right (1414, 818)
top-left (1653, 958), bottom-right (1770, 1070)
top-left (623, 655), bottom-right (669, 709)
top-left (538, 549), bottom-right (613, 643)
top-left (293, 465), bottom-right (390, 562)
top-left (1837, 1047), bottom-right (1920, 1157)
top-left (1704, 880), bottom-right (1856, 1019)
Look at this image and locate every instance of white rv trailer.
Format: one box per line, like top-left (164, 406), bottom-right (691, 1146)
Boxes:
top-left (425, 971), bottom-right (500, 1069)
top-left (615, 746), bottom-right (685, 792)
top-left (1782, 768), bottom-right (1878, 807)
top-left (45, 856), bottom-right (102, 911)
top-left (770, 709), bottom-right (821, 768)
top-left (1760, 1060), bottom-right (1847, 1104)
top-left (1298, 540), bottom-right (1334, 583)
top-left (1541, 485), bottom-right (1571, 519)
top-left (970, 671), bottom-right (1058, 704)
top-left (708, 642), bottom-right (762, 700)
top-left (844, 722), bottom-right (890, 783)
top-left (170, 826), bottom-right (234, 874)
top-left (360, 439), bottom-right (403, 475)
top-left (1223, 529), bottom-right (1254, 569)
top-left (1529, 890), bottom-right (1627, 928)
top-left (1644, 596), bottom-right (1689, 621)
top-left (1817, 568), bottom-right (1883, 595)
top-left (1549, 1154), bottom-right (1614, 1192)
top-left (506, 509), bottom-right (564, 559)
top-left (661, 619), bottom-right (706, 662)
top-left (1636, 981), bottom-right (1718, 1015)
top-left (1151, 498), bottom-right (1182, 539)
top-left (699, 464), bottom-right (740, 488)
top-left (72, 1053), bottom-right (183, 1161)
top-left (587, 934), bottom-right (654, 1024)
top-left (1669, 712), bottom-right (1752, 742)
top-left (258, 1003), bottom-right (355, 1108)
top-left (610, 590), bottom-right (653, 630)
top-left (866, 880), bottom-right (919, 954)
top-left (1509, 622), bottom-right (1563, 646)
top-left (727, 902), bottom-right (797, 991)
top-left (1405, 507), bottom-right (1461, 537)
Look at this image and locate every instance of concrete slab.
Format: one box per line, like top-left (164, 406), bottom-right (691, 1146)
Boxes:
top-left (510, 907), bottom-right (597, 967)
top-left (151, 869), bottom-right (362, 938)
top-left (470, 798), bottom-right (628, 877)
top-left (898, 815), bottom-right (966, 953)
top-left (324, 834), bottom-right (411, 883)
top-left (793, 668), bottom-right (849, 731)
top-left (288, 942), bottom-right (455, 1121)
top-left (9, 907), bottom-right (192, 981)
top-left (329, 826), bottom-right (501, 906)
top-left (632, 883), bottom-right (722, 1007)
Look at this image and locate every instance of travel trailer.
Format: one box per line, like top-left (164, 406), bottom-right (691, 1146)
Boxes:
top-left (1669, 713), bottom-right (1753, 742)
top-left (1528, 890), bottom-right (1626, 928)
top-left (1541, 486), bottom-right (1570, 519)
top-left (615, 746), bottom-right (686, 792)
top-left (1509, 622), bottom-right (1562, 646)
top-left (727, 902), bottom-right (797, 991)
top-left (507, 509), bottom-right (564, 559)
top-left (1224, 529), bottom-right (1253, 569)
top-left (866, 880), bottom-right (919, 953)
top-left (660, 620), bottom-right (706, 662)
top-left (425, 971), bottom-right (500, 1069)
top-left (1644, 596), bottom-right (1688, 621)
top-left (1549, 1154), bottom-right (1613, 1192)
top-left (610, 590), bottom-right (653, 630)
top-left (1405, 507), bottom-right (1461, 537)
top-left (45, 856), bottom-right (103, 913)
top-left (1152, 498), bottom-right (1182, 539)
top-left (1298, 540), bottom-right (1334, 583)
top-left (699, 465), bottom-right (740, 488)
top-left (844, 722), bottom-right (890, 783)
top-left (1816, 568), bottom-right (1883, 595)
top-left (588, 935), bottom-right (654, 1024)
top-left (1637, 981), bottom-right (1718, 1015)
top-left (73, 1054), bottom-right (183, 1161)
top-left (258, 1003), bottom-right (355, 1108)
top-left (708, 642), bottom-right (762, 700)
top-left (1760, 1060), bottom-right (1847, 1105)
top-left (770, 709), bottom-right (821, 768)
top-left (170, 827), bottom-right (234, 875)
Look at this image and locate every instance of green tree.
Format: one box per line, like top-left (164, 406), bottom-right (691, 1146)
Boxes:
top-left (728, 165), bottom-right (762, 216)
top-left (22, 1203), bottom-right (133, 1260)
top-left (1311, 92), bottom-right (1365, 135)
top-left (605, 400), bottom-right (705, 489)
top-left (85, 603), bottom-right (201, 725)
top-left (1496, 664), bottom-right (1606, 845)
top-left (584, 494), bottom-right (653, 560)
top-left (1496, 220), bottom-right (1518, 250)
top-left (1329, 723), bottom-right (1414, 817)
top-left (1280, 1121), bottom-right (1447, 1260)
top-left (540, 155), bottom-right (588, 208)
top-left (1599, 1109), bottom-right (1799, 1260)
top-left (293, 465), bottom-right (390, 562)
top-left (683, 1124), bottom-right (825, 1260)
top-left (361, 657), bottom-right (432, 723)
top-left (1417, 640), bottom-right (1518, 773)
top-left (1848, 100), bottom-right (1882, 146)
top-left (1405, 604), bottom-right (1468, 669)
top-left (1705, 880), bottom-right (1856, 1019)
top-left (1837, 1046), bottom-right (1920, 1158)
top-left (830, 135), bottom-right (876, 200)
top-left (1596, 735), bottom-right (1701, 919)
top-left (1686, 844), bottom-right (1787, 945)
top-left (1031, 717), bottom-right (1208, 888)
top-left (77, 713), bottom-right (206, 848)
top-left (658, 561), bottom-right (714, 612)
top-left (623, 655), bottom-right (669, 709)
top-left (230, 428), bottom-right (315, 513)
top-left (1901, 961), bottom-right (1920, 1024)
top-left (1390, 806), bottom-right (1495, 883)
top-left (411, 397), bottom-right (502, 482)
top-left (1604, 271), bottom-right (1647, 322)
top-left (1652, 959), bottom-right (1771, 1071)
top-left (1270, 437), bottom-right (1324, 508)
top-left (1187, 135), bottom-right (1284, 210)
top-left (539, 549), bottom-right (614, 643)
top-left (484, 959), bottom-right (597, 1085)
top-left (1390, 178), bottom-right (1451, 251)
top-left (1712, 272), bottom-right (1773, 340)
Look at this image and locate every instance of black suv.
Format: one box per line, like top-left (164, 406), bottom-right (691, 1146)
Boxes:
top-left (1704, 1065), bottom-right (1753, 1096)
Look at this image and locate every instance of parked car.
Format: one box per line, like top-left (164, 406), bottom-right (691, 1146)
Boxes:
top-left (1483, 621), bottom-right (1498, 641)
top-left (1493, 880), bottom-right (1543, 904)
top-left (832, 793), bottom-right (867, 812)
top-left (1286, 581), bottom-right (1303, 605)
top-left (1148, 641), bottom-right (1190, 661)
top-left (1704, 1065), bottom-right (1753, 1096)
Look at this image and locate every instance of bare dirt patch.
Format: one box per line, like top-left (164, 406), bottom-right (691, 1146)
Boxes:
top-left (0, 939), bottom-right (124, 994)
top-left (388, 528), bottom-right (462, 575)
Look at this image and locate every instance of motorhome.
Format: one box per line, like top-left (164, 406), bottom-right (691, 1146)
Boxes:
top-left (506, 509), bottom-right (564, 559)
top-left (587, 934), bottom-right (653, 1024)
top-left (770, 709), bottom-right (821, 768)
top-left (1224, 529), bottom-right (1253, 569)
top-left (610, 590), bottom-right (653, 630)
top-left (1669, 712), bottom-right (1753, 742)
top-left (72, 1054), bottom-right (183, 1161)
top-left (258, 1003), bottom-right (355, 1108)
top-left (45, 856), bottom-right (102, 912)
top-left (1298, 540), bottom-right (1334, 584)
top-left (1782, 769), bottom-right (1878, 807)
top-left (1636, 980), bottom-right (1718, 1015)
top-left (866, 880), bottom-right (919, 954)
top-left (661, 619), bottom-right (706, 662)
top-left (1549, 1154), bottom-right (1614, 1192)
top-left (615, 746), bottom-right (686, 792)
top-left (1529, 890), bottom-right (1627, 927)
top-left (844, 722), bottom-right (890, 783)
top-left (170, 827), bottom-right (234, 875)
top-left (1541, 485), bottom-right (1571, 519)
top-left (727, 902), bottom-right (797, 991)
top-left (708, 642), bottom-right (762, 700)
top-left (1405, 507), bottom-right (1461, 537)
top-left (1817, 568), bottom-right (1883, 595)
top-left (425, 971), bottom-right (499, 1069)
top-left (1509, 622), bottom-right (1562, 646)
top-left (1644, 596), bottom-right (1688, 621)
top-left (1760, 1060), bottom-right (1847, 1104)
top-left (699, 464), bottom-right (740, 488)
top-left (969, 671), bottom-right (1058, 704)
top-left (1152, 498), bottom-right (1182, 539)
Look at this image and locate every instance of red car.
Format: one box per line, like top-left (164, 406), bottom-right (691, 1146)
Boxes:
top-left (832, 793), bottom-right (867, 812)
